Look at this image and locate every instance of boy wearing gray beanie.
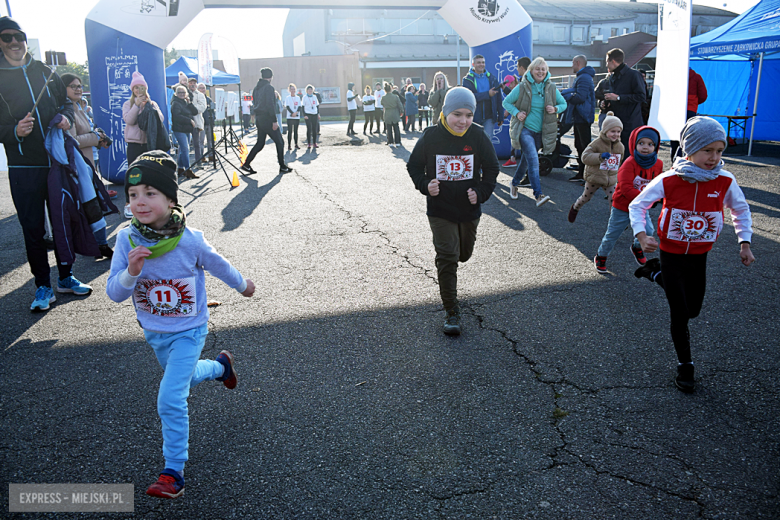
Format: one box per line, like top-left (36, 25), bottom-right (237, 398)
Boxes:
top-left (628, 116), bottom-right (754, 393)
top-left (407, 86), bottom-right (499, 335)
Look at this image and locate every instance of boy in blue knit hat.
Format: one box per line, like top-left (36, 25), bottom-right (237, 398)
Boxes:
top-left (106, 151), bottom-right (255, 498)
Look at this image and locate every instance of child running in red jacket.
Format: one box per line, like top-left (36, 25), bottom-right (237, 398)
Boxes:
top-left (593, 125), bottom-right (663, 273)
top-left (629, 117), bottom-right (754, 393)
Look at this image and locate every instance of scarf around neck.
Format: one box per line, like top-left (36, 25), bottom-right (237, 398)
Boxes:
top-left (441, 117), bottom-right (467, 137)
top-left (634, 149), bottom-right (657, 169)
top-left (128, 205), bottom-right (186, 259)
top-left (673, 157), bottom-right (722, 183)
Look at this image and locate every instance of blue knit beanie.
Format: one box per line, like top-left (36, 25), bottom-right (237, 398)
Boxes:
top-left (635, 128), bottom-right (658, 147)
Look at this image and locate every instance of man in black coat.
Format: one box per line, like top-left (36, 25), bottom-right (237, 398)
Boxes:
top-left (0, 16), bottom-right (92, 312)
top-left (602, 48), bottom-right (646, 155)
top-left (242, 67), bottom-right (292, 174)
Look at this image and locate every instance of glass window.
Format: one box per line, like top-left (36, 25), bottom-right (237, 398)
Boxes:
top-left (554, 27), bottom-right (566, 42)
top-left (364, 18), bottom-right (381, 34)
top-left (348, 19), bottom-right (363, 34)
top-left (533, 25), bottom-right (539, 41)
top-left (331, 18), bottom-right (348, 35)
top-left (417, 18), bottom-right (433, 35)
top-left (400, 19), bottom-right (417, 35)
top-left (436, 19), bottom-right (456, 35)
top-left (590, 27), bottom-right (601, 38)
top-left (572, 27), bottom-right (585, 42)
top-left (611, 27), bottom-right (619, 37)
top-left (650, 24), bottom-right (658, 34)
top-left (623, 27), bottom-right (629, 35)
top-left (384, 18), bottom-right (401, 34)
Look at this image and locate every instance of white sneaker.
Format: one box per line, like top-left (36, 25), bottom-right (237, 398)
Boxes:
top-left (535, 195), bottom-right (551, 207)
top-left (510, 185), bottom-right (519, 199)
top-left (124, 205), bottom-right (133, 219)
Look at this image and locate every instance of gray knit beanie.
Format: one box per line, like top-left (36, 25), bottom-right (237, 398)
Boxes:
top-left (442, 86), bottom-right (477, 118)
top-left (680, 116), bottom-right (727, 157)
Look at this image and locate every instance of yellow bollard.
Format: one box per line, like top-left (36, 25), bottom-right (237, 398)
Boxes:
top-left (231, 171), bottom-right (240, 187)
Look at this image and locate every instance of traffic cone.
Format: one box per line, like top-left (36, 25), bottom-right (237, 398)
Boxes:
top-left (231, 171), bottom-right (240, 187)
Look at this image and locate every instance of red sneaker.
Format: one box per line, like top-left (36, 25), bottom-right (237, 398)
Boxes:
top-left (502, 157), bottom-right (516, 167)
top-left (594, 255), bottom-right (607, 273)
top-left (630, 245), bottom-right (647, 266)
top-left (146, 470), bottom-right (184, 499)
top-left (216, 350), bottom-right (237, 389)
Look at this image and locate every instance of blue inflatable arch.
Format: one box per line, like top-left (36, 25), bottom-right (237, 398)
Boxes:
top-left (86, 0), bottom-right (533, 182)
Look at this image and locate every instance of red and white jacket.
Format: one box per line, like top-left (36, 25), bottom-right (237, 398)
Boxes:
top-left (612, 126), bottom-right (664, 212)
top-left (629, 169), bottom-right (752, 255)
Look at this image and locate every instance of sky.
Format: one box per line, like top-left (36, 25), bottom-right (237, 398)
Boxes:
top-left (1, 0), bottom-right (762, 66)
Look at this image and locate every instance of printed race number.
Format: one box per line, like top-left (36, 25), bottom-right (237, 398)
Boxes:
top-left (436, 154), bottom-right (474, 181)
top-left (667, 209), bottom-right (721, 242)
top-left (600, 153), bottom-right (621, 170)
top-left (133, 278), bottom-right (196, 317)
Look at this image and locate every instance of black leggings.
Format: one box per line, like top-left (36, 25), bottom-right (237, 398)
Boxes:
top-left (364, 111), bottom-right (378, 133)
top-left (347, 109), bottom-right (356, 133)
top-left (126, 142), bottom-right (149, 166)
top-left (287, 119), bottom-right (299, 147)
top-left (655, 250), bottom-right (708, 364)
top-left (305, 116), bottom-right (317, 145)
top-left (387, 123), bottom-right (401, 144)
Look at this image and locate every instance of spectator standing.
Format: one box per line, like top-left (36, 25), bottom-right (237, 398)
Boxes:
top-left (346, 82), bottom-right (358, 136)
top-left (170, 85), bottom-right (198, 178)
top-left (417, 83), bottom-right (430, 129)
top-left (559, 55), bottom-right (596, 183)
top-left (302, 84), bottom-right (320, 149)
top-left (374, 82), bottom-right (386, 133)
top-left (404, 85), bottom-right (419, 132)
top-left (0, 16), bottom-right (97, 311)
top-left (382, 82), bottom-right (403, 147)
top-left (462, 54), bottom-right (503, 138)
top-left (241, 93), bottom-right (253, 130)
top-left (602, 48), bottom-right (646, 155)
top-left (241, 68), bottom-right (292, 173)
top-left (362, 85), bottom-right (377, 134)
top-left (428, 71), bottom-right (450, 124)
top-left (314, 88), bottom-right (323, 142)
top-left (197, 83), bottom-right (215, 163)
top-left (670, 68), bottom-right (708, 159)
top-left (285, 83), bottom-right (302, 151)
top-left (187, 77), bottom-right (207, 163)
top-left (503, 57), bottom-right (567, 206)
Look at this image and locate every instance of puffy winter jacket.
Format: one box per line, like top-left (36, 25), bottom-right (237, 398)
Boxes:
top-left (612, 126), bottom-right (663, 212)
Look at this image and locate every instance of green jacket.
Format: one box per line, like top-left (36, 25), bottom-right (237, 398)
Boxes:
top-left (428, 87), bottom-right (448, 124)
top-left (382, 90), bottom-right (402, 124)
top-left (504, 75), bottom-right (562, 155)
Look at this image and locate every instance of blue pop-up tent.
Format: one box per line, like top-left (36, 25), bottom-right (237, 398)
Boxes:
top-left (690, 0), bottom-right (780, 154)
top-left (164, 56), bottom-right (240, 86)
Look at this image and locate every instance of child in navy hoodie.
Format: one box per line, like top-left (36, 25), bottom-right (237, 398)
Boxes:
top-left (593, 125), bottom-right (663, 273)
top-left (629, 117), bottom-right (754, 393)
top-left (106, 151), bottom-right (255, 498)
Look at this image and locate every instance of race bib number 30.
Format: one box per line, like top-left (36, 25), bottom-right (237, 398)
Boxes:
top-left (134, 277), bottom-right (197, 318)
top-left (436, 155), bottom-right (474, 181)
top-left (667, 209), bottom-right (722, 242)
top-left (600, 153), bottom-right (621, 170)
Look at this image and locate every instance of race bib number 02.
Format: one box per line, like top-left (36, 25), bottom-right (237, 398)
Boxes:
top-left (133, 277), bottom-right (197, 318)
top-left (436, 154), bottom-right (474, 181)
top-left (600, 153), bottom-right (621, 170)
top-left (667, 209), bottom-right (722, 242)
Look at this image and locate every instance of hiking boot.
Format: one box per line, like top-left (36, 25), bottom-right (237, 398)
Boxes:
top-left (567, 204), bottom-right (578, 223)
top-left (215, 350), bottom-right (237, 389)
top-left (510, 185), bottom-right (519, 199)
top-left (30, 286), bottom-right (56, 312)
top-left (630, 244), bottom-right (647, 265)
top-left (57, 276), bottom-right (92, 296)
top-left (675, 363), bottom-right (695, 393)
top-left (634, 257), bottom-right (661, 281)
top-left (594, 255), bottom-right (607, 273)
top-left (442, 308), bottom-right (461, 336)
top-left (183, 169), bottom-right (199, 179)
top-left (535, 194), bottom-right (551, 207)
top-left (146, 469), bottom-right (185, 499)
top-left (517, 176), bottom-right (531, 188)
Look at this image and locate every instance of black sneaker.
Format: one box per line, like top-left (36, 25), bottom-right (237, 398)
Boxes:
top-left (630, 244), bottom-right (647, 266)
top-left (518, 176), bottom-right (531, 188)
top-left (280, 165), bottom-right (294, 173)
top-left (240, 164), bottom-right (257, 175)
top-left (634, 257), bottom-right (661, 281)
top-left (442, 308), bottom-right (461, 336)
top-left (594, 255), bottom-right (607, 273)
top-left (675, 363), bottom-right (695, 393)
top-left (568, 174), bottom-right (584, 183)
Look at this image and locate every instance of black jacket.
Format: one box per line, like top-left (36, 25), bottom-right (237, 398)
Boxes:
top-left (607, 63), bottom-right (646, 135)
top-left (407, 121), bottom-right (499, 223)
top-left (170, 96), bottom-right (197, 133)
top-left (0, 54), bottom-right (74, 167)
top-left (252, 78), bottom-right (276, 125)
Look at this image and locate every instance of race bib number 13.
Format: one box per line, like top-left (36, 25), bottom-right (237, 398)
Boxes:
top-left (436, 154), bottom-right (474, 181)
top-left (134, 277), bottom-right (197, 317)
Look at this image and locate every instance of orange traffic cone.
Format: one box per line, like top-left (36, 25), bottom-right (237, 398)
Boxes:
top-left (231, 171), bottom-right (240, 187)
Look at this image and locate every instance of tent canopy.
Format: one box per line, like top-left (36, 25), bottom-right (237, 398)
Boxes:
top-left (164, 56), bottom-right (240, 86)
top-left (690, 0), bottom-right (780, 145)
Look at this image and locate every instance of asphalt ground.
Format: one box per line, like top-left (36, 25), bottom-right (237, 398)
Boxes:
top-left (1, 122), bottom-right (779, 519)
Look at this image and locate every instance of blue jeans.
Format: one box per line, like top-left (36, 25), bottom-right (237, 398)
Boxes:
top-left (597, 206), bottom-right (655, 258)
top-left (173, 131), bottom-right (190, 169)
top-left (144, 324), bottom-right (225, 472)
top-left (515, 127), bottom-right (543, 198)
top-left (481, 118), bottom-right (494, 140)
top-left (511, 150), bottom-right (528, 186)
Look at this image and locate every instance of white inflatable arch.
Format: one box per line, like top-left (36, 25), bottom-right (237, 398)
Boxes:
top-left (86, 0), bottom-right (532, 181)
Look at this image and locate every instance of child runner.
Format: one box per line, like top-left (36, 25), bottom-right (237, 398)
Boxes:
top-left (593, 125), bottom-right (663, 273)
top-left (362, 85), bottom-right (377, 134)
top-left (568, 111), bottom-right (624, 223)
top-left (302, 84), bottom-right (319, 149)
top-left (407, 87), bottom-right (499, 335)
top-left (106, 151), bottom-right (256, 498)
top-left (630, 117), bottom-right (754, 393)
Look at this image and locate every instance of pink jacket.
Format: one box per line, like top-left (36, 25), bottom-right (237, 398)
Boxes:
top-left (122, 99), bottom-right (164, 144)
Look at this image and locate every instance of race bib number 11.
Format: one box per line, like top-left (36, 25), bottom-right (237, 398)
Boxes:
top-left (436, 154), bottom-right (474, 181)
top-left (134, 277), bottom-right (197, 317)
